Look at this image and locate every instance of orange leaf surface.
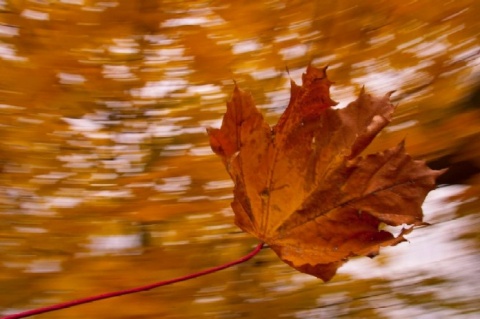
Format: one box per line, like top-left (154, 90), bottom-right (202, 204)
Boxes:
top-left (207, 65), bottom-right (444, 281)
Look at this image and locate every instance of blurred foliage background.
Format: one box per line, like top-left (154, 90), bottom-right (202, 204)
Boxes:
top-left (0, 0), bottom-right (479, 318)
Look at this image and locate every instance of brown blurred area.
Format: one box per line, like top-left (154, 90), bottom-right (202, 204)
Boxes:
top-left (0, 1), bottom-right (479, 318)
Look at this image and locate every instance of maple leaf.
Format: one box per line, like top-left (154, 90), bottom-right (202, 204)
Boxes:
top-left (207, 65), bottom-right (444, 281)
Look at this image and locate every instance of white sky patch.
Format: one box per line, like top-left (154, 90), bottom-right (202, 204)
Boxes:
top-left (108, 38), bottom-right (139, 55)
top-left (203, 180), bottom-right (234, 190)
top-left (290, 273), bottom-right (318, 285)
top-left (164, 143), bottom-right (193, 151)
top-left (268, 283), bottom-right (301, 293)
top-left (58, 154), bottom-right (97, 164)
top-left (46, 196), bottom-right (83, 208)
top-left (350, 69), bottom-right (408, 95)
top-left (63, 117), bottom-right (103, 132)
top-left (187, 84), bottom-right (222, 95)
top-left (108, 45), bottom-right (138, 55)
top-left (232, 39), bottom-right (261, 54)
top-left (20, 201), bottom-right (55, 217)
top-left (0, 104), bottom-right (23, 110)
top-left (34, 172), bottom-right (74, 180)
top-left (406, 40), bottom-right (449, 58)
top-left (145, 48), bottom-right (187, 64)
top-left (148, 124), bottom-right (184, 137)
top-left (182, 126), bottom-right (205, 134)
top-left (308, 293), bottom-right (355, 318)
top-left (14, 226), bottom-right (47, 234)
top-left (194, 296), bottom-right (225, 304)
top-left (201, 118), bottom-right (223, 129)
top-left (60, 0), bottom-right (84, 5)
top-left (164, 66), bottom-right (192, 77)
top-left (63, 161), bottom-right (95, 169)
top-left (103, 100), bottom-right (132, 108)
top-left (161, 17), bottom-right (210, 28)
top-left (119, 152), bottom-right (146, 162)
top-left (279, 44), bottom-right (308, 60)
top-left (286, 67), bottom-right (307, 82)
top-left (186, 213), bottom-right (213, 220)
top-left (95, 1), bottom-right (118, 8)
top-left (274, 33), bottom-right (299, 43)
top-left (21, 9), bottom-right (49, 20)
top-left (131, 79), bottom-right (187, 98)
top-left (0, 43), bottom-right (26, 61)
top-left (378, 304), bottom-right (464, 319)
top-left (161, 143), bottom-right (193, 156)
top-left (81, 6), bottom-right (105, 12)
top-left (251, 67), bottom-right (281, 80)
top-left (155, 175), bottom-right (191, 193)
top-left (385, 120), bottom-right (418, 133)
top-left (261, 89), bottom-right (290, 112)
top-left (189, 146), bottom-right (214, 156)
top-left (102, 158), bottom-right (132, 172)
top-left (0, 24), bottom-right (19, 37)
top-left (58, 72), bottom-right (86, 85)
top-left (18, 116), bottom-right (43, 124)
top-left (83, 132), bottom-right (112, 140)
top-left (103, 64), bottom-right (135, 80)
top-left (144, 34), bottom-right (174, 45)
top-left (144, 109), bottom-right (170, 117)
top-left (201, 92), bottom-right (226, 101)
top-left (397, 37), bottom-right (424, 51)
top-left (85, 234), bottom-right (142, 255)
top-left (329, 85), bottom-right (357, 109)
top-left (25, 259), bottom-right (62, 273)
top-left (90, 189), bottom-right (132, 198)
top-left (312, 54), bottom-right (337, 66)
top-left (455, 45), bottom-right (479, 62)
top-left (178, 195), bottom-right (208, 202)
top-left (114, 132), bottom-right (150, 144)
top-left (369, 33), bottom-right (395, 46)
top-left (202, 224), bottom-right (232, 231)
top-left (349, 58), bottom-right (435, 97)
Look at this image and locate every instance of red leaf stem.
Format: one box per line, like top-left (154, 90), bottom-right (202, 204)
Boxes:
top-left (2, 242), bottom-right (264, 319)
